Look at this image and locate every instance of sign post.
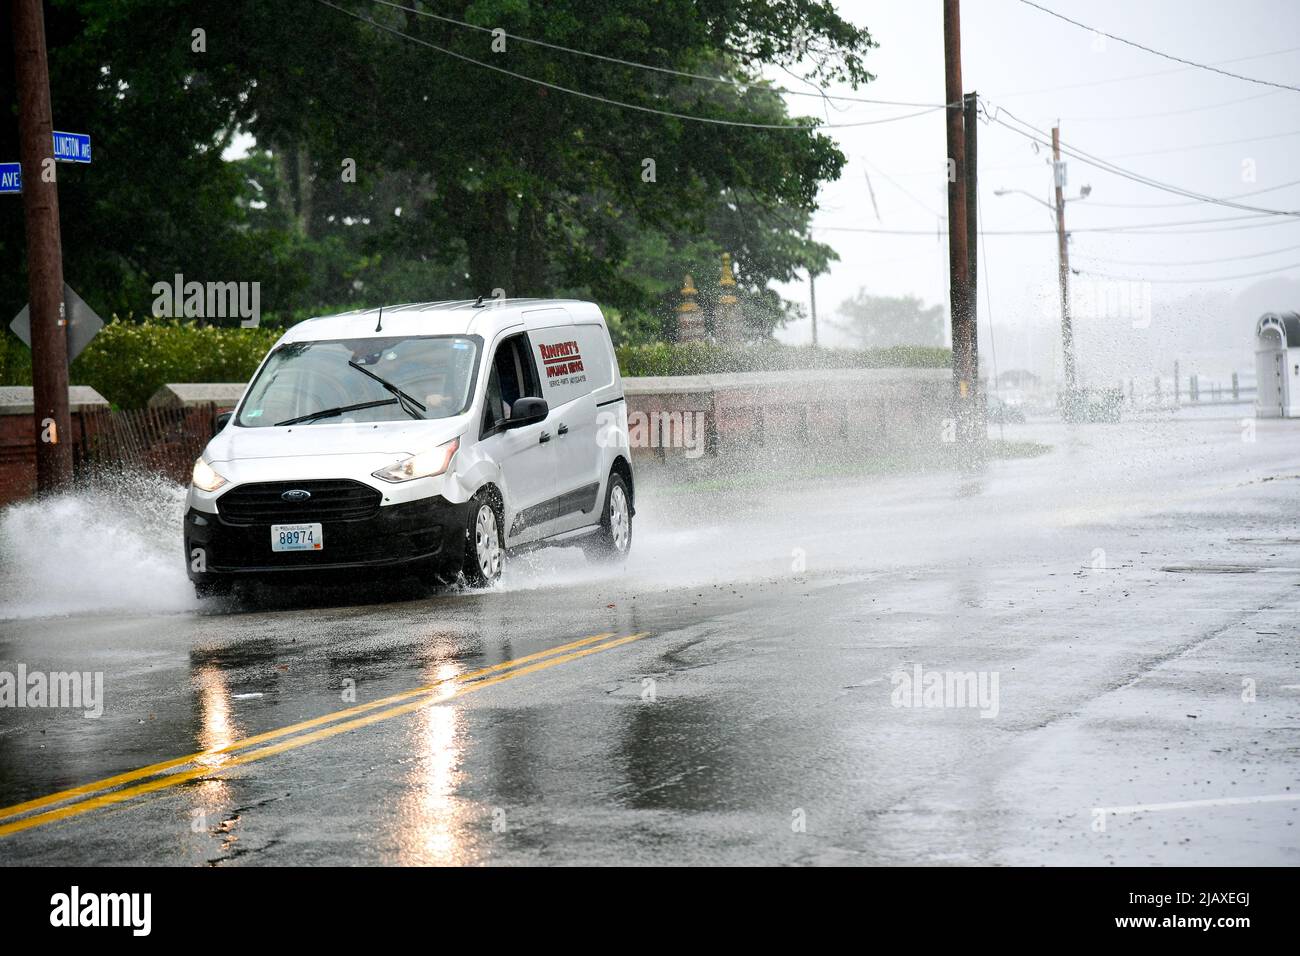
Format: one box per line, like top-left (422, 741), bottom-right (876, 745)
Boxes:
top-left (12, 0), bottom-right (73, 490)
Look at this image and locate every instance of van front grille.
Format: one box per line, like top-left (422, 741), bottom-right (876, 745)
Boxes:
top-left (217, 480), bottom-right (382, 526)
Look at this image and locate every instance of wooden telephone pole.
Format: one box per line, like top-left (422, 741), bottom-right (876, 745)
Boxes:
top-left (944, 0), bottom-right (979, 444)
top-left (12, 0), bottom-right (72, 490)
top-left (1052, 125), bottom-right (1077, 404)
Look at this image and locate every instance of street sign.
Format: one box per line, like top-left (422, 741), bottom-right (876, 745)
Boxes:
top-left (10, 284), bottom-right (105, 363)
top-left (52, 131), bottom-right (91, 163)
top-left (2, 132), bottom-right (92, 194)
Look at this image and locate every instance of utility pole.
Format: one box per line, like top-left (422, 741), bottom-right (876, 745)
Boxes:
top-left (943, 0), bottom-right (977, 444)
top-left (964, 91), bottom-right (979, 428)
top-left (809, 271), bottom-right (819, 348)
top-left (12, 0), bottom-right (72, 491)
top-left (1052, 125), bottom-right (1077, 412)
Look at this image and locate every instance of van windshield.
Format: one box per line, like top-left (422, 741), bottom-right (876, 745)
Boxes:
top-left (237, 335), bottom-right (480, 427)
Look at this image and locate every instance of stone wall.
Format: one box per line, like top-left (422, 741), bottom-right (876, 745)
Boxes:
top-left (0, 387), bottom-right (110, 506)
top-left (623, 368), bottom-right (951, 462)
top-left (0, 369), bottom-right (951, 506)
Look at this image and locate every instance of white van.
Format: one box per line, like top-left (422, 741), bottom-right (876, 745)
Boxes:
top-left (184, 299), bottom-right (634, 597)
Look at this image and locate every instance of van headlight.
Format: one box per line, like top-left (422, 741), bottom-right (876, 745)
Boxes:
top-left (192, 456), bottom-right (228, 492)
top-left (372, 437), bottom-right (459, 483)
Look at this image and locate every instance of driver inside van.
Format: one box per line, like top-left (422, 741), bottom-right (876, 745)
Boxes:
top-left (353, 342), bottom-right (458, 414)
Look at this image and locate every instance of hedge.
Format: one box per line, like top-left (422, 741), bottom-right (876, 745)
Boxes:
top-left (0, 319), bottom-right (951, 409)
top-left (0, 319), bottom-right (281, 409)
top-left (615, 341), bottom-right (951, 377)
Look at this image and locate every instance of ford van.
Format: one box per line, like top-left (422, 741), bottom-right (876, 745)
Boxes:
top-left (184, 299), bottom-right (634, 597)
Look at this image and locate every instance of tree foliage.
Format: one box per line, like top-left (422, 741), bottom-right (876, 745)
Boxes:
top-left (833, 289), bottom-right (946, 349)
top-left (1, 0), bottom-right (876, 342)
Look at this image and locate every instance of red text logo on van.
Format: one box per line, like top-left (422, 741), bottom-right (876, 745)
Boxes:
top-left (539, 340), bottom-right (584, 378)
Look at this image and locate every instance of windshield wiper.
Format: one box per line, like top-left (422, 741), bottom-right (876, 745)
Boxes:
top-left (348, 360), bottom-right (426, 420)
top-left (275, 398), bottom-right (397, 426)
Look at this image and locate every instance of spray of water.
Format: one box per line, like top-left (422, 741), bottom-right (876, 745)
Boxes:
top-left (0, 472), bottom-right (198, 621)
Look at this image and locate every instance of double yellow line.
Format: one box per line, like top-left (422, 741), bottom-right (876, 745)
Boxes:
top-left (0, 629), bottom-right (651, 838)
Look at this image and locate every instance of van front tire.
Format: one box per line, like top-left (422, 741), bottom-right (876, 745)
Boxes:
top-left (193, 579), bottom-right (234, 600)
top-left (461, 493), bottom-right (504, 587)
top-left (585, 472), bottom-right (632, 562)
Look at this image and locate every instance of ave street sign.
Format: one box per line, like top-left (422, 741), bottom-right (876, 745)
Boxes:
top-left (52, 131), bottom-right (91, 163)
top-left (10, 284), bottom-right (105, 364)
top-left (2, 133), bottom-right (93, 194)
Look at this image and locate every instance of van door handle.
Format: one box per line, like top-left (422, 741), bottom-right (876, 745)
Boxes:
top-left (538, 430), bottom-right (551, 444)
top-left (557, 423), bottom-right (569, 436)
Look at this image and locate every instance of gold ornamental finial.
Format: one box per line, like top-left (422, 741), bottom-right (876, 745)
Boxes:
top-left (718, 253), bottom-right (738, 305)
top-left (677, 273), bottom-right (699, 313)
top-left (719, 252), bottom-right (736, 287)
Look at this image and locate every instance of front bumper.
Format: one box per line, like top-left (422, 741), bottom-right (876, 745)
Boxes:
top-left (185, 494), bottom-right (472, 583)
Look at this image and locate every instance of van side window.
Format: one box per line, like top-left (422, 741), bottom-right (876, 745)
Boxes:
top-left (483, 333), bottom-right (541, 434)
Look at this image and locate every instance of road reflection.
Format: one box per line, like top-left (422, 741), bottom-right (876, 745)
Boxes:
top-left (395, 661), bottom-right (476, 865)
top-left (189, 661), bottom-right (241, 821)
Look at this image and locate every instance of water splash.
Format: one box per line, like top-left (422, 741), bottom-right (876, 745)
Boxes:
top-left (0, 472), bottom-right (197, 621)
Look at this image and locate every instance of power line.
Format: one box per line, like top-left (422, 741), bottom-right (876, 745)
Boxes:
top-left (990, 44), bottom-right (1300, 98)
top-left (1066, 90), bottom-right (1280, 123)
top-left (366, 0), bottom-right (954, 110)
top-left (1105, 128), bottom-right (1300, 161)
top-left (1082, 178), bottom-right (1300, 210)
top-left (313, 0), bottom-right (945, 130)
top-left (1015, 0), bottom-right (1300, 93)
top-left (859, 156), bottom-right (945, 218)
top-left (812, 216), bottom-right (1300, 236)
top-left (1077, 262), bottom-right (1300, 284)
top-left (1079, 213), bottom-right (1277, 231)
top-left (1075, 242), bottom-right (1300, 268)
top-left (984, 108), bottom-right (1300, 175)
top-left (986, 105), bottom-right (1300, 216)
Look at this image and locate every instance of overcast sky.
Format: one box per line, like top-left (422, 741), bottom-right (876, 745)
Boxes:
top-left (770, 0), bottom-right (1300, 383)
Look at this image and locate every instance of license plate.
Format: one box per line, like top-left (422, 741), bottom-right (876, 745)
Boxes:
top-left (271, 523), bottom-right (323, 552)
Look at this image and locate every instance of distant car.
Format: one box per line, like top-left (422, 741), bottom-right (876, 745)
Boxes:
top-left (184, 299), bottom-right (634, 598)
top-left (986, 394), bottom-right (1026, 424)
top-left (1061, 387), bottom-right (1123, 423)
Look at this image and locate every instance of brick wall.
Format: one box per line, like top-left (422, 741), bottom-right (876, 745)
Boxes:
top-left (0, 370), bottom-right (952, 506)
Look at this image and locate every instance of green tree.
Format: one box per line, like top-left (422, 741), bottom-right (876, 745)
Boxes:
top-left (833, 290), bottom-right (946, 349)
top-left (1, 1), bottom-right (875, 341)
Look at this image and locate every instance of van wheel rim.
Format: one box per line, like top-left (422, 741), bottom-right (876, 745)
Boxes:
top-left (475, 505), bottom-right (501, 578)
top-left (609, 485), bottom-right (630, 553)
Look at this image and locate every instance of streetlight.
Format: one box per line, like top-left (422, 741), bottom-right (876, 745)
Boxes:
top-left (993, 185), bottom-right (1092, 219)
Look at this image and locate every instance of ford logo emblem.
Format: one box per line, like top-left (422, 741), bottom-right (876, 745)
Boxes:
top-left (281, 489), bottom-right (312, 502)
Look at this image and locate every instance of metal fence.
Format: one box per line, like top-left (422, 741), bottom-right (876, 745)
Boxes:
top-left (73, 403), bottom-right (218, 483)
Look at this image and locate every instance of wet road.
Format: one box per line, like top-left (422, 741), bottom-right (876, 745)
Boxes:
top-left (1, 410), bottom-right (1298, 865)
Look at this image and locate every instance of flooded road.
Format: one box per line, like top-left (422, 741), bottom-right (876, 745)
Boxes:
top-left (1, 411), bottom-right (1297, 865)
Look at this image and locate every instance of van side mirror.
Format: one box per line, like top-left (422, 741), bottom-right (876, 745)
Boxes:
top-left (214, 410), bottom-right (233, 435)
top-left (504, 397), bottom-right (548, 429)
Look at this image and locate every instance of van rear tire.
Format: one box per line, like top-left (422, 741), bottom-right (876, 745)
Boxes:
top-left (460, 493), bottom-right (504, 587)
top-left (584, 473), bottom-right (632, 562)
